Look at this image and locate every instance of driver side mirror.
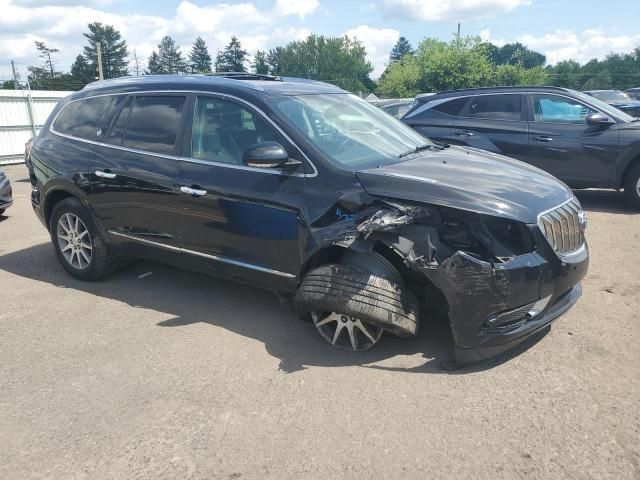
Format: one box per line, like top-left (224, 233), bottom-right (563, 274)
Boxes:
top-left (586, 112), bottom-right (614, 126)
top-left (242, 141), bottom-right (290, 168)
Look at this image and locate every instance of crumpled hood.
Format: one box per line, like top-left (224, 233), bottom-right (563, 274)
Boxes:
top-left (356, 146), bottom-right (573, 224)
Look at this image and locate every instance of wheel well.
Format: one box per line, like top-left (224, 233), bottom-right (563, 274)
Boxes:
top-left (620, 155), bottom-right (640, 189)
top-left (44, 190), bottom-right (74, 230)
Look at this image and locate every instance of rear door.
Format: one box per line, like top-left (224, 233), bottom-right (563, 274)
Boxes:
top-left (89, 94), bottom-right (187, 249)
top-left (176, 94), bottom-right (306, 279)
top-left (526, 93), bottom-right (619, 186)
top-left (449, 93), bottom-right (529, 161)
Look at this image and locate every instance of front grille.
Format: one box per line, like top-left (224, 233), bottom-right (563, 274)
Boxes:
top-left (538, 198), bottom-right (584, 256)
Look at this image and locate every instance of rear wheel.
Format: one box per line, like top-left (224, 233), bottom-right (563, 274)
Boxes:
top-left (623, 163), bottom-right (640, 210)
top-left (50, 198), bottom-right (120, 281)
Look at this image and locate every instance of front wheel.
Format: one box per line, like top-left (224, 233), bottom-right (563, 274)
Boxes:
top-left (50, 198), bottom-right (120, 281)
top-left (623, 163), bottom-right (640, 210)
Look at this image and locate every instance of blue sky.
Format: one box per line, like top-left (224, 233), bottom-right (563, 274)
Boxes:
top-left (1, 0), bottom-right (639, 80)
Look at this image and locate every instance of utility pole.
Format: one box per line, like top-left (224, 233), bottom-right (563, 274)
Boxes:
top-left (457, 22), bottom-right (461, 46)
top-left (11, 60), bottom-right (19, 89)
top-left (133, 49), bottom-right (140, 76)
top-left (96, 42), bottom-right (104, 80)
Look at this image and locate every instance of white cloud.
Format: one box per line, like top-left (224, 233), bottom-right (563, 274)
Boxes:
top-left (482, 28), bottom-right (640, 65)
top-left (383, 0), bottom-right (529, 22)
top-left (343, 25), bottom-right (399, 78)
top-left (275, 0), bottom-right (318, 18)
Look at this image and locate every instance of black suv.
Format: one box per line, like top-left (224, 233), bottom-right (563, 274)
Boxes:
top-left (29, 75), bottom-right (588, 364)
top-left (402, 86), bottom-right (640, 208)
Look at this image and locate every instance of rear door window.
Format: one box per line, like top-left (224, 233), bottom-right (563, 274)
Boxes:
top-left (53, 95), bottom-right (122, 141)
top-left (123, 96), bottom-right (186, 155)
top-left (106, 97), bottom-right (133, 146)
top-left (468, 94), bottom-right (522, 121)
top-left (431, 97), bottom-right (469, 117)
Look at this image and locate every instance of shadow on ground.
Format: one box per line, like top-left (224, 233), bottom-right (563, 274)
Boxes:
top-left (573, 189), bottom-right (638, 215)
top-left (0, 242), bottom-right (550, 375)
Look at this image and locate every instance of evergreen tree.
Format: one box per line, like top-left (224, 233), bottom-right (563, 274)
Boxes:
top-left (146, 51), bottom-right (162, 74)
top-left (189, 36), bottom-right (212, 73)
top-left (82, 22), bottom-right (128, 79)
top-left (215, 36), bottom-right (248, 72)
top-left (266, 48), bottom-right (283, 75)
top-left (35, 41), bottom-right (59, 78)
top-left (390, 36), bottom-right (413, 63)
top-left (253, 50), bottom-right (269, 74)
top-left (70, 54), bottom-right (95, 85)
top-left (156, 36), bottom-right (187, 74)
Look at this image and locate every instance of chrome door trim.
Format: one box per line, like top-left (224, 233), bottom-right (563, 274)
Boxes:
top-left (109, 230), bottom-right (297, 278)
top-left (49, 89), bottom-right (318, 177)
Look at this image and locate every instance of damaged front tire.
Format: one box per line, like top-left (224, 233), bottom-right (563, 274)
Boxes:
top-left (296, 264), bottom-right (419, 351)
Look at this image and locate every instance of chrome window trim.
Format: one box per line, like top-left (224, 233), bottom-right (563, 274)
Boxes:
top-left (109, 230), bottom-right (297, 278)
top-left (49, 89), bottom-right (318, 178)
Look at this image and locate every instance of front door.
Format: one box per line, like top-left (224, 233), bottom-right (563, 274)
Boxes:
top-left (176, 94), bottom-right (306, 279)
top-left (89, 94), bottom-right (187, 249)
top-left (526, 93), bottom-right (619, 187)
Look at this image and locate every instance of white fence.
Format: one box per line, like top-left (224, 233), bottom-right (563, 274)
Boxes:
top-left (0, 90), bottom-right (73, 165)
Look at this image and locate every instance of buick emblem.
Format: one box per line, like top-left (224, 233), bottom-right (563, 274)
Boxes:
top-left (577, 209), bottom-right (587, 230)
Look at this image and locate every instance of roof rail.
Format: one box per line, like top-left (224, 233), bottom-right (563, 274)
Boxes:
top-left (205, 72), bottom-right (282, 81)
top-left (419, 85), bottom-right (571, 98)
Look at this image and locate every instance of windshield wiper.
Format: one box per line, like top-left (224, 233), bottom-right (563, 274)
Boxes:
top-left (399, 143), bottom-right (442, 157)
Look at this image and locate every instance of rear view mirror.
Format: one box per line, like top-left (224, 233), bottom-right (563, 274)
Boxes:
top-left (242, 142), bottom-right (289, 168)
top-left (586, 113), bottom-right (614, 126)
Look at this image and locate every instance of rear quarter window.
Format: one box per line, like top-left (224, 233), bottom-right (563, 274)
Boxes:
top-left (431, 97), bottom-right (469, 116)
top-left (53, 95), bottom-right (122, 141)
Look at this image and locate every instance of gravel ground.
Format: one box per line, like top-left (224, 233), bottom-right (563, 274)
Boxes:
top-left (0, 163), bottom-right (638, 479)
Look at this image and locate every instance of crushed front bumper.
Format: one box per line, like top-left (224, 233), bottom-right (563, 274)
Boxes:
top-left (429, 230), bottom-right (589, 364)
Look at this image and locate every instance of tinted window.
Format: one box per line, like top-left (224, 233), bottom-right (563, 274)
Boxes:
top-left (468, 94), bottom-right (521, 121)
top-left (106, 97), bottom-right (133, 146)
top-left (191, 96), bottom-right (281, 165)
top-left (532, 95), bottom-right (596, 124)
top-left (123, 96), bottom-right (186, 155)
top-left (432, 97), bottom-right (469, 116)
top-left (53, 95), bottom-right (121, 140)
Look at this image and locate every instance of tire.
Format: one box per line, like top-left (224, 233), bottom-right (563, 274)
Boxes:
top-left (623, 163), bottom-right (640, 210)
top-left (50, 197), bottom-right (120, 281)
top-left (295, 264), bottom-right (419, 342)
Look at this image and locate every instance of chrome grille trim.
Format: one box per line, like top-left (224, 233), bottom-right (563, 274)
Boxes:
top-left (537, 197), bottom-right (585, 257)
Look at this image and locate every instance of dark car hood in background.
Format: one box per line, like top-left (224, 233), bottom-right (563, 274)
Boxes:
top-left (356, 146), bottom-right (573, 224)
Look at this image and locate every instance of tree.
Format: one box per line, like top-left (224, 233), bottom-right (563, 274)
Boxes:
top-left (82, 22), bottom-right (128, 79)
top-left (150, 36), bottom-right (187, 74)
top-left (253, 50), bottom-right (269, 74)
top-left (545, 60), bottom-right (583, 89)
top-left (1, 80), bottom-right (18, 89)
top-left (35, 41), bottom-right (59, 79)
top-left (495, 64), bottom-right (547, 86)
top-left (189, 36), bottom-right (212, 73)
top-left (390, 36), bottom-right (413, 63)
top-left (215, 36), bottom-right (248, 72)
top-left (146, 51), bottom-right (162, 74)
top-left (70, 54), bottom-right (95, 85)
top-left (488, 42), bottom-right (546, 69)
top-left (261, 35), bottom-right (373, 92)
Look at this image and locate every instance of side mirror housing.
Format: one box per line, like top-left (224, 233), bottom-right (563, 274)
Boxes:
top-left (242, 142), bottom-right (289, 168)
top-left (586, 112), bottom-right (614, 126)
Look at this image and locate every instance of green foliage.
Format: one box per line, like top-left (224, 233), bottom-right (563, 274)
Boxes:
top-left (253, 50), bottom-right (269, 75)
top-left (495, 64), bottom-right (547, 86)
top-left (266, 34), bottom-right (374, 92)
top-left (215, 36), bottom-right (248, 72)
top-left (189, 36), bottom-right (212, 73)
top-left (147, 36), bottom-right (187, 74)
top-left (70, 54), bottom-right (95, 84)
top-left (82, 22), bottom-right (128, 79)
top-left (390, 36), bottom-right (413, 63)
top-left (489, 42), bottom-right (546, 69)
top-left (35, 41), bottom-right (60, 79)
top-left (1, 80), bottom-right (17, 89)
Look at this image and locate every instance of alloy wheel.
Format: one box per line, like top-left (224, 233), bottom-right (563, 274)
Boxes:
top-left (56, 213), bottom-right (93, 270)
top-left (311, 311), bottom-right (383, 352)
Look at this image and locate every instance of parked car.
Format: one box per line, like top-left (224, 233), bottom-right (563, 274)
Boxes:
top-left (0, 167), bottom-right (13, 216)
top-left (402, 86), bottom-right (640, 208)
top-left (24, 137), bottom-right (33, 165)
top-left (626, 88), bottom-right (640, 101)
top-left (378, 100), bottom-right (414, 119)
top-left (583, 90), bottom-right (640, 117)
top-left (28, 75), bottom-right (588, 364)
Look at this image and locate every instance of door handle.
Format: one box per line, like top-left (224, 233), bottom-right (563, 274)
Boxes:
top-left (454, 130), bottom-right (474, 137)
top-left (534, 136), bottom-right (553, 143)
top-left (180, 186), bottom-right (207, 197)
top-left (95, 170), bottom-right (116, 179)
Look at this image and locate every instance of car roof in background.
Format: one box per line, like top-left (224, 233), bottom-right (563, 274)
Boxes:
top-left (78, 74), bottom-right (345, 98)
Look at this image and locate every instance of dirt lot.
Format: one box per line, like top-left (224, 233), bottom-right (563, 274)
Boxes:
top-left (0, 163), bottom-right (638, 479)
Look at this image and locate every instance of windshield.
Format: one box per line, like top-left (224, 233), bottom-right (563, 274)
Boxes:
top-left (267, 93), bottom-right (431, 169)
top-left (574, 91), bottom-right (635, 122)
top-left (589, 90), bottom-right (632, 102)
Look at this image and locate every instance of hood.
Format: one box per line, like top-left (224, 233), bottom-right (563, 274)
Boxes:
top-left (355, 146), bottom-right (573, 224)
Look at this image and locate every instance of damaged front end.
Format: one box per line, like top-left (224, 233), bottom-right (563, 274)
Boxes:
top-left (304, 195), bottom-right (588, 365)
